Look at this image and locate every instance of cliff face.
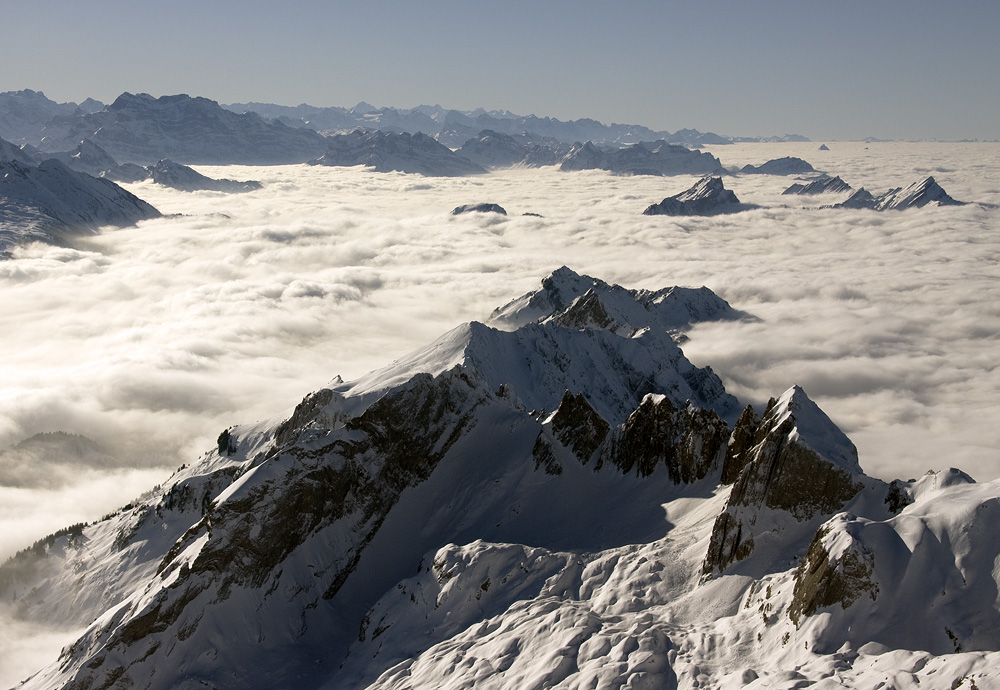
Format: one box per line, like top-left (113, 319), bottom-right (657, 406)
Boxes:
top-left (702, 386), bottom-right (867, 577)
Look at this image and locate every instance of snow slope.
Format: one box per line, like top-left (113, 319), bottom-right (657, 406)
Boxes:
top-left (4, 269), bottom-right (999, 690)
top-left (0, 157), bottom-right (160, 254)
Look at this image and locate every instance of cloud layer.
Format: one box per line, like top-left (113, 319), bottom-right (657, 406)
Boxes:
top-left (1, 142), bottom-right (998, 562)
top-left (1, 141), bottom-right (999, 687)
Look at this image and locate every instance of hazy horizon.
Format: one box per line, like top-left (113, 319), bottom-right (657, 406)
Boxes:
top-left (3, 1), bottom-right (998, 142)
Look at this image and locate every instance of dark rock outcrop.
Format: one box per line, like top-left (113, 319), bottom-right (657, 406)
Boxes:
top-left (740, 157), bottom-right (815, 175)
top-left (702, 386), bottom-right (866, 576)
top-left (599, 395), bottom-right (730, 483)
top-left (788, 524), bottom-right (878, 627)
top-left (546, 390), bottom-right (611, 466)
top-left (451, 203), bottom-right (507, 215)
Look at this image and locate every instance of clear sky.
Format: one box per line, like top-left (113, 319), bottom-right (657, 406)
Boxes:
top-left (3, 0), bottom-right (998, 141)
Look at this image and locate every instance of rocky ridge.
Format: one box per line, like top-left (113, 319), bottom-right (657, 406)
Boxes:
top-left (833, 176), bottom-right (965, 210)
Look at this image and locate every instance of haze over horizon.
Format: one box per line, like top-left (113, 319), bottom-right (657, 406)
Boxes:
top-left (3, 0), bottom-right (998, 142)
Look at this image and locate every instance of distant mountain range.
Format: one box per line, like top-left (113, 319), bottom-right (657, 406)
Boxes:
top-left (0, 89), bottom-right (810, 159)
top-left (222, 99), bottom-right (811, 148)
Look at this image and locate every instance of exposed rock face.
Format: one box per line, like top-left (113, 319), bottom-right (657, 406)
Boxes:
top-left (720, 404), bottom-right (762, 484)
top-left (833, 176), bottom-right (964, 210)
top-left (740, 156), bottom-right (815, 175)
top-left (643, 176), bottom-right (750, 216)
top-left (311, 129), bottom-right (486, 176)
top-left (788, 524), bottom-right (878, 627)
top-left (56, 367), bottom-right (490, 690)
top-left (782, 175), bottom-right (852, 195)
top-left (35, 92), bottom-right (330, 164)
top-left (451, 202), bottom-right (506, 215)
top-left (0, 158), bottom-right (161, 253)
top-left (599, 394), bottom-right (730, 483)
top-left (145, 159), bottom-right (262, 192)
top-left (560, 139), bottom-right (724, 176)
top-left (818, 144), bottom-right (830, 151)
top-left (702, 386), bottom-right (865, 576)
top-left (544, 390), bottom-right (611, 467)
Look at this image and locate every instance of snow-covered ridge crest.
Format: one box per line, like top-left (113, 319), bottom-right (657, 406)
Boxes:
top-left (771, 384), bottom-right (861, 474)
top-left (488, 265), bottom-right (751, 335)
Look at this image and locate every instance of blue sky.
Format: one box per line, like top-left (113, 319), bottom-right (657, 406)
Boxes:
top-left (3, 0), bottom-right (998, 140)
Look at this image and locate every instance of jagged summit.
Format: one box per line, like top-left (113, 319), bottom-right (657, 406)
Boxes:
top-left (783, 174), bottom-right (852, 195)
top-left (488, 266), bottom-right (750, 337)
top-left (833, 176), bottom-right (964, 210)
top-left (642, 176), bottom-right (752, 216)
top-left (329, 269), bottom-right (741, 425)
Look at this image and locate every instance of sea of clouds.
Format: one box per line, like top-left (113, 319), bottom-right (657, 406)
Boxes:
top-left (1, 141), bottom-right (998, 684)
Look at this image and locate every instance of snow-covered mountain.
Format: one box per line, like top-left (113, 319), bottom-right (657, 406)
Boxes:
top-left (0, 90), bottom-right (103, 146)
top-left (834, 176), bottom-right (965, 210)
top-left (0, 156), bottom-right (160, 254)
top-left (310, 129), bottom-right (486, 176)
top-left (455, 130), bottom-right (570, 169)
top-left (642, 176), bottom-right (753, 216)
top-left (782, 175), bottom-right (852, 195)
top-left (3, 268), bottom-right (999, 689)
top-left (559, 140), bottom-right (724, 176)
top-left (34, 93), bottom-right (329, 165)
top-left (223, 100), bottom-right (801, 148)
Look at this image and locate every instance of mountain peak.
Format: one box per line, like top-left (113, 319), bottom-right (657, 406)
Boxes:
top-left (832, 175), bottom-right (964, 211)
top-left (643, 176), bottom-right (750, 216)
top-left (771, 385), bottom-right (861, 474)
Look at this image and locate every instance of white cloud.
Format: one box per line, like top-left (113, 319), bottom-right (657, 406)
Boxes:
top-left (0, 143), bottom-right (998, 569)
